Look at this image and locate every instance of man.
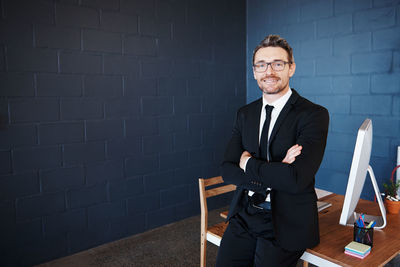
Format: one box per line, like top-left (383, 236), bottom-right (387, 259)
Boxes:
top-left (216, 35), bottom-right (329, 267)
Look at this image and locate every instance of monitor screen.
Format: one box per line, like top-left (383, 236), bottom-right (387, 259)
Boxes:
top-left (339, 118), bottom-right (386, 229)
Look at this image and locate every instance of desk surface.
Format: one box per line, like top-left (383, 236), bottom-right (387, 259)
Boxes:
top-left (308, 194), bottom-right (400, 267)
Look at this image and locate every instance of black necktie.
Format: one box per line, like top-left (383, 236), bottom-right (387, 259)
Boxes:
top-left (260, 105), bottom-right (274, 161)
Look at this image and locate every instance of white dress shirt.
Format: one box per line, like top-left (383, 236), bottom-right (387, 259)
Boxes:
top-left (259, 88), bottom-right (292, 144)
top-left (247, 88), bottom-right (292, 201)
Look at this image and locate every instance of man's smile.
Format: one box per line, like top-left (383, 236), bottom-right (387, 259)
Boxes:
top-left (262, 76), bottom-right (280, 84)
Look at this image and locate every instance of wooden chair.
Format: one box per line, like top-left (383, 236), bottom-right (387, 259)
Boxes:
top-left (198, 176), bottom-right (236, 267)
top-left (198, 180), bottom-right (330, 267)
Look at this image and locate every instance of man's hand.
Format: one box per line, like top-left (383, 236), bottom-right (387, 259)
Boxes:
top-left (282, 144), bottom-right (302, 164)
top-left (240, 145), bottom-right (301, 170)
top-left (239, 151), bottom-right (251, 170)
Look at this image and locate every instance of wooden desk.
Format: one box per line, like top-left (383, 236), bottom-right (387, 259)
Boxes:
top-left (301, 194), bottom-right (400, 267)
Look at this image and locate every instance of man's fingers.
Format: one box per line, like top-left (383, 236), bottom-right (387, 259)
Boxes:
top-left (282, 145), bottom-right (302, 164)
top-left (292, 150), bottom-right (302, 158)
top-left (290, 145), bottom-right (302, 152)
top-left (287, 146), bottom-right (302, 157)
top-left (287, 145), bottom-right (301, 154)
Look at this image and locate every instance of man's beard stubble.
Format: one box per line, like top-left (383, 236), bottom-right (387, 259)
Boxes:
top-left (258, 75), bottom-right (288, 95)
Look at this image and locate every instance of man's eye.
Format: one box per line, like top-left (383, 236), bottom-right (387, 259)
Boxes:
top-left (257, 64), bottom-right (266, 68)
top-left (274, 62), bottom-right (283, 67)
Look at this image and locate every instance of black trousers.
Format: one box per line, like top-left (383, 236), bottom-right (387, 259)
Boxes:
top-left (216, 204), bottom-right (304, 267)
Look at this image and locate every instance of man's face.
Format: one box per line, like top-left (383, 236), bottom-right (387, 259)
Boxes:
top-left (253, 47), bottom-right (296, 97)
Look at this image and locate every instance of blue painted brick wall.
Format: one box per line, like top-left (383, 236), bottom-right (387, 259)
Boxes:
top-left (0, 0), bottom-right (246, 265)
top-left (247, 0), bottom-right (400, 200)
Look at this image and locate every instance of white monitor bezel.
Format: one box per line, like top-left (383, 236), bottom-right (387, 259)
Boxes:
top-left (338, 118), bottom-right (386, 229)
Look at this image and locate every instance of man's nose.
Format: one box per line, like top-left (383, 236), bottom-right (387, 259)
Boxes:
top-left (265, 64), bottom-right (274, 75)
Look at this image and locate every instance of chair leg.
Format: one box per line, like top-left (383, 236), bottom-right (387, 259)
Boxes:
top-left (200, 234), bottom-right (207, 267)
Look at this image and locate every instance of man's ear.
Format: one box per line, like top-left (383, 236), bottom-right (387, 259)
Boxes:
top-left (289, 62), bottom-right (296, 78)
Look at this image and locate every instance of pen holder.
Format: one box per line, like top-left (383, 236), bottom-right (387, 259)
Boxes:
top-left (353, 223), bottom-right (374, 247)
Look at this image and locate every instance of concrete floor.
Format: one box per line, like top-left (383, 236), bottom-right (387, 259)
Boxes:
top-left (37, 207), bottom-right (224, 267)
top-left (37, 207), bottom-right (400, 267)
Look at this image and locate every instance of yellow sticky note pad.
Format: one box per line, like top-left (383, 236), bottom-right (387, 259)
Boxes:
top-left (345, 241), bottom-right (371, 254)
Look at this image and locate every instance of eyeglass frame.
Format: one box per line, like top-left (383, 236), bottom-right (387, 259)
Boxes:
top-left (252, 60), bottom-right (292, 73)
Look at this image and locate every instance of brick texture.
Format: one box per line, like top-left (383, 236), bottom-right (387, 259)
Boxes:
top-left (7, 47), bottom-right (57, 72)
top-left (5, 0), bottom-right (55, 24)
top-left (60, 98), bottom-right (103, 120)
top-left (333, 32), bottom-right (371, 55)
top-left (41, 166), bottom-right (85, 192)
top-left (37, 74), bottom-right (82, 97)
top-left (1, 0), bottom-right (245, 265)
top-left (64, 142), bottom-right (106, 165)
top-left (16, 192), bottom-right (65, 220)
top-left (101, 12), bottom-right (137, 34)
top-left (39, 122), bottom-right (84, 145)
top-left (83, 29), bottom-right (121, 53)
top-left (60, 52), bottom-right (102, 74)
top-left (0, 172), bottom-right (39, 201)
top-left (0, 72), bottom-right (34, 97)
top-left (68, 183), bottom-right (107, 209)
top-left (13, 146), bottom-right (61, 171)
top-left (316, 14), bottom-right (352, 38)
top-left (81, 0), bottom-right (119, 10)
top-left (10, 99), bottom-right (59, 123)
top-left (35, 24), bottom-right (81, 50)
top-left (43, 209), bottom-right (87, 238)
top-left (109, 176), bottom-right (144, 201)
top-left (354, 7), bottom-right (396, 31)
top-left (0, 124), bottom-right (37, 149)
top-left (84, 75), bottom-right (123, 97)
top-left (124, 36), bottom-right (156, 56)
top-left (56, 4), bottom-right (99, 28)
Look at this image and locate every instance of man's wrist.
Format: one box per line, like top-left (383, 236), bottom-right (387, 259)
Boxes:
top-left (240, 156), bottom-right (251, 171)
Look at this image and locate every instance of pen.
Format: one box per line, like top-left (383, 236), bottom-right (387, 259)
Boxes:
top-left (367, 221), bottom-right (376, 228)
top-left (357, 214), bottom-right (365, 227)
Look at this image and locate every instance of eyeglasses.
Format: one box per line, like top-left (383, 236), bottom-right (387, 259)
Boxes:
top-left (253, 60), bottom-right (291, 72)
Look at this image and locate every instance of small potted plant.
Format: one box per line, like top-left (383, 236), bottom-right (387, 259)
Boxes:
top-left (383, 165), bottom-right (400, 214)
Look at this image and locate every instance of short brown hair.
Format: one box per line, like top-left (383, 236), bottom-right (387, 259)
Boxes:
top-left (252, 35), bottom-right (294, 64)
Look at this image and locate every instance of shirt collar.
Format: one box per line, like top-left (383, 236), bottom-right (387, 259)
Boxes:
top-left (262, 88), bottom-right (292, 111)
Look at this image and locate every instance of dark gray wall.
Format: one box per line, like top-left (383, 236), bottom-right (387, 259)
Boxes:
top-left (0, 0), bottom-right (246, 265)
top-left (247, 0), bottom-right (400, 200)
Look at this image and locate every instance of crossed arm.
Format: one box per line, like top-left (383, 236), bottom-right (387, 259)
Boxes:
top-left (221, 107), bottom-right (329, 194)
top-left (239, 144), bottom-right (303, 171)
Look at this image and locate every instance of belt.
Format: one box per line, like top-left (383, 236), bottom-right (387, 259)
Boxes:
top-left (253, 201), bottom-right (271, 210)
top-left (246, 190), bottom-right (271, 210)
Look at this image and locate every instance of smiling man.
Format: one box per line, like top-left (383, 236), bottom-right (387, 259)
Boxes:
top-left (217, 35), bottom-right (329, 267)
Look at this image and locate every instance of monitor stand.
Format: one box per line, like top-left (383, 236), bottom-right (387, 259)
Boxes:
top-left (346, 165), bottom-right (387, 230)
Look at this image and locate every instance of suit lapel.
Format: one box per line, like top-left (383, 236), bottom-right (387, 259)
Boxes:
top-left (251, 99), bottom-right (263, 157)
top-left (269, 89), bottom-right (300, 144)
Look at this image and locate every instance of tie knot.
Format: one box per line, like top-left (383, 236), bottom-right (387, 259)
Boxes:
top-left (265, 105), bottom-right (274, 115)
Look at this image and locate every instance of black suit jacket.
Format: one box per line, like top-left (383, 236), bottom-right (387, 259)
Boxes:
top-left (221, 89), bottom-right (329, 251)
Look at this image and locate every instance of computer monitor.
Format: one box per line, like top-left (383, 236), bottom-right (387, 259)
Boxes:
top-left (339, 118), bottom-right (386, 229)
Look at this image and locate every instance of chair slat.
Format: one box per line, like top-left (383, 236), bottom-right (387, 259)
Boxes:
top-left (205, 184), bottom-right (236, 198)
top-left (207, 222), bottom-right (228, 239)
top-left (203, 176), bottom-right (224, 187)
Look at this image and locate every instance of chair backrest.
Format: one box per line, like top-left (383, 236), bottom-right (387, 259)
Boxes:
top-left (198, 176), bottom-right (236, 267)
top-left (198, 176), bottom-right (236, 235)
